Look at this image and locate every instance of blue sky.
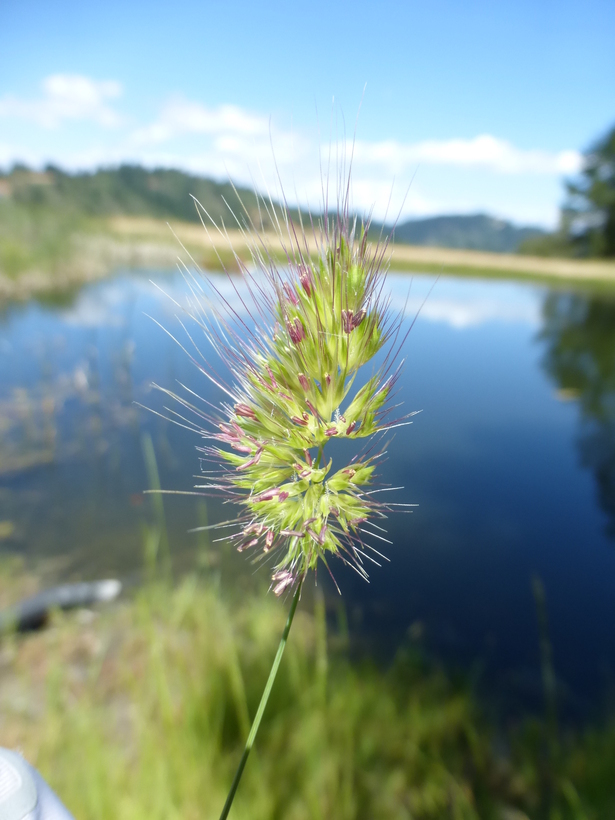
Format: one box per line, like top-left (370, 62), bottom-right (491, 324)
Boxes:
top-left (1, 0), bottom-right (613, 226)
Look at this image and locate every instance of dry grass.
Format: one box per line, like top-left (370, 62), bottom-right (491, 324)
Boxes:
top-left (110, 216), bottom-right (615, 286)
top-left (389, 243), bottom-right (615, 284)
top-left (2, 214), bottom-right (615, 302)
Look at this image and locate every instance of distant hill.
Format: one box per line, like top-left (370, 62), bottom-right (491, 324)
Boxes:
top-left (393, 214), bottom-right (546, 253)
top-left (0, 164), bottom-right (286, 230)
top-left (0, 164), bottom-right (547, 253)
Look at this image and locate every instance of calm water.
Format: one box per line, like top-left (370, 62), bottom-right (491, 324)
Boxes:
top-left (1, 269), bottom-right (615, 717)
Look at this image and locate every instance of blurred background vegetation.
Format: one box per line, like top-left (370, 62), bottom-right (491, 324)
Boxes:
top-left (1, 121), bottom-right (613, 290)
top-left (518, 125), bottom-right (615, 258)
top-left (0, 165), bottom-right (272, 283)
top-left (3, 555), bottom-right (615, 820)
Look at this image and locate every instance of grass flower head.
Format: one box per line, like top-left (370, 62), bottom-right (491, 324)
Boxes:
top-left (163, 169), bottom-right (413, 595)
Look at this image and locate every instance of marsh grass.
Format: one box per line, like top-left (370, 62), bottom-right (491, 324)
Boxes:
top-left (1, 558), bottom-right (615, 819)
top-left (0, 200), bottom-right (86, 280)
top-left (0, 569), bottom-right (480, 819)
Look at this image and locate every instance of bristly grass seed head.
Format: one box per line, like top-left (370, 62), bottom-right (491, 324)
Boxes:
top-left (157, 167), bottom-right (415, 595)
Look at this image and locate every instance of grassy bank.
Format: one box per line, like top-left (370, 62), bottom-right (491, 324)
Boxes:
top-left (388, 242), bottom-right (615, 289)
top-left (1, 561), bottom-right (615, 819)
top-left (2, 211), bottom-right (615, 301)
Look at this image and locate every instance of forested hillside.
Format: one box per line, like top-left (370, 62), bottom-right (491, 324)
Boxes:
top-left (0, 164), bottom-right (276, 227)
top-left (394, 213), bottom-right (545, 253)
top-left (1, 164), bottom-right (546, 250)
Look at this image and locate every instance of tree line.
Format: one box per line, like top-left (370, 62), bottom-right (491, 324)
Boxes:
top-left (521, 123), bottom-right (615, 258)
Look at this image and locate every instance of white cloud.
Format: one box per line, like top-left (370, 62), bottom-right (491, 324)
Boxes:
top-left (0, 84), bottom-right (582, 227)
top-left (130, 100), bottom-right (311, 189)
top-left (131, 99), bottom-right (270, 144)
top-left (0, 74), bottom-right (123, 128)
top-left (349, 135), bottom-right (582, 176)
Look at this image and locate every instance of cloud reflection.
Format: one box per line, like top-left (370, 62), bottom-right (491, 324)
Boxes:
top-left (389, 275), bottom-right (541, 329)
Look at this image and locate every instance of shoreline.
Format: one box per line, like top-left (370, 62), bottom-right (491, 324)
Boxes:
top-left (1, 215), bottom-right (615, 302)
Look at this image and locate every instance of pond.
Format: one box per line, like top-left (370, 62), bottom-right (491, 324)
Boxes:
top-left (1, 268), bottom-right (615, 719)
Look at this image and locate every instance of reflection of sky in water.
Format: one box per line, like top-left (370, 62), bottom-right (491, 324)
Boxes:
top-left (55, 272), bottom-right (543, 331)
top-left (0, 269), bottom-right (614, 717)
top-left (390, 276), bottom-right (542, 329)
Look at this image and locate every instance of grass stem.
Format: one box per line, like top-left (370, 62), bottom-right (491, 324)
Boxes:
top-left (218, 578), bottom-right (304, 820)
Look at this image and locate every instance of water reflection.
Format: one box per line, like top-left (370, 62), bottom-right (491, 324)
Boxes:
top-left (540, 291), bottom-right (615, 539)
top-left (1, 271), bottom-right (615, 713)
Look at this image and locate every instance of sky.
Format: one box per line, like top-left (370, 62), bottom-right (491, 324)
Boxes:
top-left (1, 0), bottom-right (613, 227)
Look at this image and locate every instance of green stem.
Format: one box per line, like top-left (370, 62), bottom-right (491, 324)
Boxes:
top-left (218, 579), bottom-right (303, 820)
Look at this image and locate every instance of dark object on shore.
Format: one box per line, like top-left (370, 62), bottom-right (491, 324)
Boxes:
top-left (0, 580), bottom-right (121, 634)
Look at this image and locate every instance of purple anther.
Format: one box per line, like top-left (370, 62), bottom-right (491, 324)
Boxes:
top-left (264, 529), bottom-right (274, 552)
top-left (266, 366), bottom-right (277, 388)
top-left (341, 309), bottom-right (354, 333)
top-left (352, 308), bottom-right (366, 329)
top-left (231, 442), bottom-right (253, 453)
top-left (280, 529), bottom-right (306, 538)
top-left (235, 403), bottom-right (256, 419)
top-left (287, 317), bottom-right (305, 344)
top-left (283, 282), bottom-right (299, 306)
top-left (298, 372), bottom-right (310, 391)
top-left (346, 421), bottom-right (357, 434)
top-left (272, 570), bottom-right (295, 596)
top-left (245, 524), bottom-right (264, 536)
top-left (325, 427), bottom-right (338, 437)
top-left (255, 488), bottom-right (277, 502)
top-left (239, 537), bottom-right (259, 552)
top-left (304, 449), bottom-right (312, 467)
top-left (325, 373), bottom-right (332, 387)
top-left (236, 447), bottom-right (263, 471)
top-left (277, 491), bottom-right (289, 502)
top-left (298, 265), bottom-right (313, 296)
top-left (291, 415), bottom-right (308, 427)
